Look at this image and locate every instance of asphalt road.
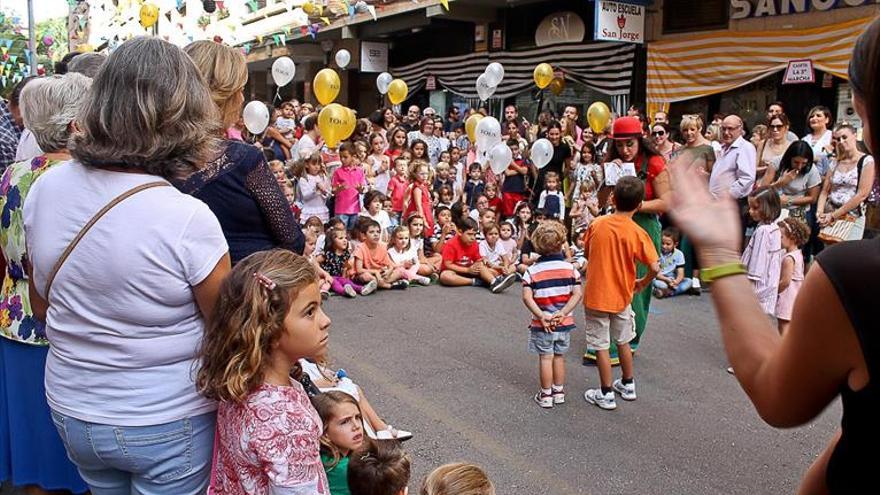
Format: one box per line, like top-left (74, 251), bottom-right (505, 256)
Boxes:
top-left (322, 284), bottom-right (839, 495)
top-left (2, 284), bottom-right (838, 495)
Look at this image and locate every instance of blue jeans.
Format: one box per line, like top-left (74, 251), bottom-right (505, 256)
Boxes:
top-left (653, 277), bottom-right (693, 296)
top-left (339, 213), bottom-right (359, 232)
top-left (49, 410), bottom-right (215, 495)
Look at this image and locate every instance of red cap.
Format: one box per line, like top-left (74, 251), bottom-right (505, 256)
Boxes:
top-left (611, 116), bottom-right (643, 140)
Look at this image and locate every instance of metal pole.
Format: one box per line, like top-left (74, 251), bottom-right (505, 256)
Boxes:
top-left (27, 0), bottom-right (37, 75)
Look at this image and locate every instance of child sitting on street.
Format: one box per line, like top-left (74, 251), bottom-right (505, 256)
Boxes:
top-left (479, 223), bottom-right (515, 276)
top-left (388, 225), bottom-right (433, 286)
top-left (353, 219), bottom-right (409, 291)
top-left (347, 440), bottom-right (410, 495)
top-left (317, 227), bottom-right (377, 297)
top-left (652, 228), bottom-right (692, 298)
top-left (313, 391), bottom-right (364, 495)
top-left (582, 177), bottom-right (659, 411)
top-left (439, 218), bottom-right (518, 294)
top-left (522, 221), bottom-right (582, 408)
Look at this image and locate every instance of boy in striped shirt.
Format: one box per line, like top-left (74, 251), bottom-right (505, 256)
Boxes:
top-left (522, 220), bottom-right (582, 408)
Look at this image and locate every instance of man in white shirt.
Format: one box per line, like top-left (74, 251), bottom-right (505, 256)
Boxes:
top-left (709, 115), bottom-right (756, 200)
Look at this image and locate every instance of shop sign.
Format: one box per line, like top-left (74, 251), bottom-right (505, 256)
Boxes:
top-left (535, 11), bottom-right (586, 46)
top-left (782, 59), bottom-right (815, 84)
top-left (426, 75), bottom-right (436, 91)
top-left (730, 0), bottom-right (875, 20)
top-left (594, 1), bottom-right (644, 44)
top-left (360, 41), bottom-right (388, 73)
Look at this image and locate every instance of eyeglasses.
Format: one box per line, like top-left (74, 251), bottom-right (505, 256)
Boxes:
top-left (652, 130), bottom-right (666, 136)
top-left (721, 125), bottom-right (742, 132)
top-left (769, 124), bottom-right (784, 130)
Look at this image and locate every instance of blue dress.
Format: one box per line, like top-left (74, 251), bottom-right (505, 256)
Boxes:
top-left (175, 140), bottom-right (304, 263)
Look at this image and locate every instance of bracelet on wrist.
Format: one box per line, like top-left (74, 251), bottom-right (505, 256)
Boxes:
top-left (700, 262), bottom-right (747, 283)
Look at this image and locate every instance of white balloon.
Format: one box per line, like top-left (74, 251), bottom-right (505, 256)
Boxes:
top-left (243, 101), bottom-right (270, 134)
top-left (484, 62), bottom-right (504, 86)
top-left (475, 73), bottom-right (496, 101)
top-left (476, 146), bottom-right (490, 166)
top-left (376, 72), bottom-right (393, 95)
top-left (530, 138), bottom-right (554, 169)
top-left (475, 116), bottom-right (502, 150)
top-left (488, 142), bottom-right (513, 175)
top-left (271, 56), bottom-right (296, 87)
top-left (335, 49), bottom-right (351, 69)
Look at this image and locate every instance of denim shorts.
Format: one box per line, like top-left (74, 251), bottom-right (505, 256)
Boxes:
top-left (49, 409), bottom-right (215, 495)
top-left (528, 330), bottom-right (571, 355)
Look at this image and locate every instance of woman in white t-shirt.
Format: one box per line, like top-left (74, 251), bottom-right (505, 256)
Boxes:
top-left (23, 38), bottom-right (231, 495)
top-left (802, 105), bottom-right (834, 161)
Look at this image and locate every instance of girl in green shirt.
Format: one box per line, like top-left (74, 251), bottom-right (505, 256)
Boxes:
top-left (313, 391), bottom-right (366, 495)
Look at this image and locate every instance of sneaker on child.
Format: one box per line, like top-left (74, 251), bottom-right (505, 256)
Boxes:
top-left (490, 272), bottom-right (518, 293)
top-left (584, 388), bottom-right (617, 410)
top-left (391, 280), bottom-right (409, 290)
top-left (343, 285), bottom-right (357, 298)
top-left (413, 275), bottom-right (432, 286)
top-left (534, 391), bottom-right (553, 409)
top-left (552, 388), bottom-right (566, 404)
top-left (612, 378), bottom-right (636, 401)
top-left (360, 279), bottom-right (378, 296)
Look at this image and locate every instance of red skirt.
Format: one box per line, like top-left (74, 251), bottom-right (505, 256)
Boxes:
top-left (501, 192), bottom-right (526, 218)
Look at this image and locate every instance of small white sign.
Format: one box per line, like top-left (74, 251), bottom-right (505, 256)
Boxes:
top-left (594, 1), bottom-right (644, 44)
top-left (604, 162), bottom-right (637, 186)
top-left (783, 59), bottom-right (815, 85)
top-left (360, 41), bottom-right (388, 73)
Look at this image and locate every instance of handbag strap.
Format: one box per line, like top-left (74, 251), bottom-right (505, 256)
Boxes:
top-left (44, 181), bottom-right (169, 297)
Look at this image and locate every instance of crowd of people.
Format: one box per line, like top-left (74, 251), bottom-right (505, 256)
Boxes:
top-left (0, 16), bottom-right (877, 495)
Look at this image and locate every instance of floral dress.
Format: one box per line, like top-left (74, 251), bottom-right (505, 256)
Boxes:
top-left (0, 156), bottom-right (63, 345)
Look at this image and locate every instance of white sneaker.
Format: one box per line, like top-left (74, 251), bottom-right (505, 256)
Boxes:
top-left (552, 389), bottom-right (565, 404)
top-left (612, 379), bottom-right (636, 401)
top-left (343, 285), bottom-right (357, 298)
top-left (413, 275), bottom-right (432, 286)
top-left (584, 388), bottom-right (617, 410)
top-left (360, 279), bottom-right (378, 296)
top-left (534, 391), bottom-right (553, 408)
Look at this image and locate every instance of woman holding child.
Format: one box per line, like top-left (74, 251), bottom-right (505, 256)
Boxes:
top-left (586, 116), bottom-right (670, 363)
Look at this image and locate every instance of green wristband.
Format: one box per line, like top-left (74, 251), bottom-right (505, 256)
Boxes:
top-left (700, 262), bottom-right (747, 283)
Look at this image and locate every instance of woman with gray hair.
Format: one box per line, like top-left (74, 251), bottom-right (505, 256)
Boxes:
top-left (0, 73), bottom-right (90, 494)
top-left (22, 37), bottom-right (231, 494)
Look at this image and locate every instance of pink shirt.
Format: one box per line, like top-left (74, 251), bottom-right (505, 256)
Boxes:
top-left (213, 380), bottom-right (329, 495)
top-left (331, 165), bottom-right (366, 215)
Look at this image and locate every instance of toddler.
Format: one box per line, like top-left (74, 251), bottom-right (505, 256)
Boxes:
top-left (359, 190), bottom-right (392, 243)
top-left (742, 189), bottom-right (783, 315)
top-left (479, 223), bottom-right (515, 277)
top-left (388, 225), bottom-right (433, 285)
top-left (313, 391), bottom-right (365, 495)
top-left (775, 217), bottom-right (810, 335)
top-left (197, 252), bottom-right (331, 494)
top-left (386, 158), bottom-right (409, 222)
top-left (276, 101), bottom-right (298, 141)
top-left (433, 162), bottom-right (456, 198)
top-left (498, 222), bottom-right (518, 264)
top-left (296, 152), bottom-right (331, 224)
top-left (429, 206), bottom-right (457, 271)
top-left (582, 177), bottom-right (659, 411)
top-left (436, 185), bottom-right (455, 210)
top-left (353, 219), bottom-right (409, 290)
top-left (420, 463), bottom-right (495, 495)
top-left (522, 221), bottom-right (582, 408)
top-left (347, 440), bottom-right (410, 495)
top-left (652, 228), bottom-right (692, 298)
top-left (317, 227), bottom-right (378, 297)
top-left (569, 182), bottom-right (600, 235)
top-left (383, 197), bottom-right (399, 229)
top-left (367, 133), bottom-right (391, 194)
top-left (462, 163), bottom-right (485, 210)
top-left (537, 171), bottom-right (565, 220)
top-left (484, 182), bottom-right (502, 214)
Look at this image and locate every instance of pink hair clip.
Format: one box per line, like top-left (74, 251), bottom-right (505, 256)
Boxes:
top-left (253, 272), bottom-right (277, 291)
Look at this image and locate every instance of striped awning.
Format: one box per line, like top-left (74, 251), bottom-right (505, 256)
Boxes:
top-left (646, 16), bottom-right (872, 115)
top-left (391, 41), bottom-right (636, 100)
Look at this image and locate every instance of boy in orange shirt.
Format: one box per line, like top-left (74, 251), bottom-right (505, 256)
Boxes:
top-left (582, 176), bottom-right (660, 411)
top-left (354, 219), bottom-right (409, 290)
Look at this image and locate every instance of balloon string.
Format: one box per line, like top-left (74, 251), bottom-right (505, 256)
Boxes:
top-left (274, 88), bottom-right (281, 104)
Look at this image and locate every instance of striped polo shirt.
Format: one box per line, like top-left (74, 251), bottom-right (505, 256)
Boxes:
top-left (522, 253), bottom-right (581, 332)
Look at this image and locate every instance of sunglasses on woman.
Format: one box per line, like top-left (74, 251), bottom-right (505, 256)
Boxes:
top-left (652, 130), bottom-right (666, 136)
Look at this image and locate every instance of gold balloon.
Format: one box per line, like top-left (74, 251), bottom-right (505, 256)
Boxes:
top-left (587, 101), bottom-right (612, 134)
top-left (313, 68), bottom-right (341, 105)
top-left (549, 76), bottom-right (565, 96)
top-left (139, 3), bottom-right (159, 29)
top-left (318, 103), bottom-right (351, 148)
top-left (76, 43), bottom-right (94, 53)
top-left (387, 79), bottom-right (408, 105)
top-left (465, 114), bottom-right (483, 144)
top-left (341, 106), bottom-right (357, 141)
top-left (533, 63), bottom-right (553, 90)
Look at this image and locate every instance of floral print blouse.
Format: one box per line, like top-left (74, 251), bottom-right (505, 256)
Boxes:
top-left (0, 156), bottom-right (62, 345)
